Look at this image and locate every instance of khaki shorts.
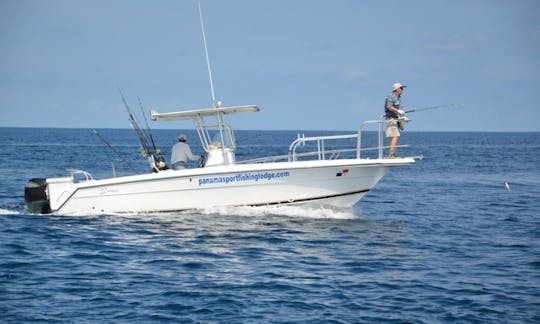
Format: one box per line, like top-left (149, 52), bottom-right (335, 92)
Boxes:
top-left (385, 119), bottom-right (400, 138)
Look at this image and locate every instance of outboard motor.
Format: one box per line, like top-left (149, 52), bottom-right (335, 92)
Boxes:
top-left (24, 178), bottom-right (51, 214)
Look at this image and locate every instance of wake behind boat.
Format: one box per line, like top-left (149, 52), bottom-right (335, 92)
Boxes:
top-left (24, 104), bottom-right (418, 215)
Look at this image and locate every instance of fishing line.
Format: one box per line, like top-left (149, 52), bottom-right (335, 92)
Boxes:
top-left (473, 109), bottom-right (511, 192)
top-left (397, 103), bottom-right (464, 170)
top-left (93, 129), bottom-right (139, 174)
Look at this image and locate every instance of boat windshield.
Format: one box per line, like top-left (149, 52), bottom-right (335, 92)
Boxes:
top-left (209, 131), bottom-right (233, 148)
top-left (199, 122), bottom-right (236, 152)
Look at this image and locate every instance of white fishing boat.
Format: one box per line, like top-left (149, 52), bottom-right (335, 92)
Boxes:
top-left (24, 104), bottom-right (418, 214)
top-left (23, 2), bottom-right (419, 215)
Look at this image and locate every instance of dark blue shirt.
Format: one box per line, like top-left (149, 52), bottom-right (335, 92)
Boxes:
top-left (385, 92), bottom-right (401, 119)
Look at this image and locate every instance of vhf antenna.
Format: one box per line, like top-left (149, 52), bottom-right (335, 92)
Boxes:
top-left (197, 0), bottom-right (220, 108)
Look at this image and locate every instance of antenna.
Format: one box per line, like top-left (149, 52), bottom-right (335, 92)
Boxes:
top-left (197, 0), bottom-right (217, 106)
top-left (197, 0), bottom-right (226, 158)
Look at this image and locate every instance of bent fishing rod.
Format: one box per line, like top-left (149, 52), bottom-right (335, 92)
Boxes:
top-left (404, 103), bottom-right (463, 114)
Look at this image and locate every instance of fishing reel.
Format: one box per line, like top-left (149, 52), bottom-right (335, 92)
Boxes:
top-left (198, 155), bottom-right (206, 168)
top-left (140, 148), bottom-right (150, 157)
top-left (141, 147), bottom-right (162, 158)
top-left (397, 115), bottom-right (411, 131)
top-left (153, 155), bottom-right (168, 172)
top-left (156, 158), bottom-right (167, 170)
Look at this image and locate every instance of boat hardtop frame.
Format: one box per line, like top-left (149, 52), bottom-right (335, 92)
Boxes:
top-left (151, 104), bottom-right (262, 167)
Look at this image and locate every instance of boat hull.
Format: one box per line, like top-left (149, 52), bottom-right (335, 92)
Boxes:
top-left (35, 158), bottom-right (414, 215)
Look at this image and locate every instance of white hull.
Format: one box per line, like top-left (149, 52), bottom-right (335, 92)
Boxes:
top-left (42, 158), bottom-right (413, 215)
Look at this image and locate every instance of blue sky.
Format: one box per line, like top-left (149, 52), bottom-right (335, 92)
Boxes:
top-left (1, 0), bottom-right (539, 131)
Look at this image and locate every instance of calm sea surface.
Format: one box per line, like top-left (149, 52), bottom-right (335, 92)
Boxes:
top-left (1, 128), bottom-right (539, 323)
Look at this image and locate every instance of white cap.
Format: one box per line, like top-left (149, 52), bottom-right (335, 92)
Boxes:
top-left (178, 134), bottom-right (187, 141)
top-left (392, 83), bottom-right (406, 91)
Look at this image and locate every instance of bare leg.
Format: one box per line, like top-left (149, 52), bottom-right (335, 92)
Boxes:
top-left (389, 136), bottom-right (399, 156)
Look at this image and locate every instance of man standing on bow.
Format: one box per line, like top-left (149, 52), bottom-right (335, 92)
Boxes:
top-left (384, 82), bottom-right (408, 158)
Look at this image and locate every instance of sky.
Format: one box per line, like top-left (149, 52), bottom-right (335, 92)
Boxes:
top-left (1, 0), bottom-right (539, 131)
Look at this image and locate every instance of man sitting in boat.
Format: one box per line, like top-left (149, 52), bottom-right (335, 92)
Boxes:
top-left (171, 134), bottom-right (203, 170)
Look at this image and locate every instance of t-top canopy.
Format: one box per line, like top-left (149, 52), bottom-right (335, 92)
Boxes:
top-left (151, 104), bottom-right (263, 121)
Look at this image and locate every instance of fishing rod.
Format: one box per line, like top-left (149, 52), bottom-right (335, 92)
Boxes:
top-left (137, 96), bottom-right (168, 171)
top-left (404, 103), bottom-right (463, 114)
top-left (137, 96), bottom-right (159, 154)
top-left (119, 89), bottom-right (153, 157)
top-left (119, 89), bottom-right (168, 172)
top-left (93, 129), bottom-right (139, 174)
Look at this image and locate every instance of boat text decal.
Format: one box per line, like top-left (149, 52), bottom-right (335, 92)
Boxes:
top-left (198, 171), bottom-right (290, 186)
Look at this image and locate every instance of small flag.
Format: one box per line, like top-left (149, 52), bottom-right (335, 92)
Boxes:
top-left (336, 169), bottom-right (350, 177)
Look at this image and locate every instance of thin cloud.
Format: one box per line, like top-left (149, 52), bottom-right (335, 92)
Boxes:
top-left (429, 32), bottom-right (487, 54)
top-left (342, 66), bottom-right (366, 81)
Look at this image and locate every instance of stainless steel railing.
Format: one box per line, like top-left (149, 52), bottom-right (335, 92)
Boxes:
top-left (288, 119), bottom-right (395, 161)
top-left (239, 119), bottom-right (409, 164)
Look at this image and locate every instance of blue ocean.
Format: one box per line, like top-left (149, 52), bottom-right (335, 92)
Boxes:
top-left (1, 127), bottom-right (539, 323)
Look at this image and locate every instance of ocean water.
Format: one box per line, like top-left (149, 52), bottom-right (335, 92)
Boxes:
top-left (1, 127), bottom-right (539, 323)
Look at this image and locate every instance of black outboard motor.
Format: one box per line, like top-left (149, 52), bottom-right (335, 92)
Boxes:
top-left (24, 178), bottom-right (51, 214)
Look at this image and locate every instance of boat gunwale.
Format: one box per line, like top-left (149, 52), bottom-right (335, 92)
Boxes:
top-left (67, 157), bottom-right (416, 189)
